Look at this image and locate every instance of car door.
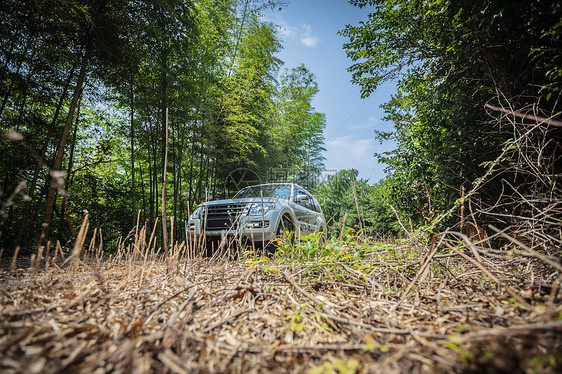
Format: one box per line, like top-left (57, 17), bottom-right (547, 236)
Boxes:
top-left (302, 192), bottom-right (324, 233)
top-left (293, 187), bottom-right (318, 234)
top-left (292, 186), bottom-right (311, 234)
top-left (308, 195), bottom-right (324, 232)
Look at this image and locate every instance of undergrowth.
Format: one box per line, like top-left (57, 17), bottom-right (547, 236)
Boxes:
top-left (1, 219), bottom-right (561, 373)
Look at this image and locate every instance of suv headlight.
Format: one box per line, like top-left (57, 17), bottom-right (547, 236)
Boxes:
top-left (189, 207), bottom-right (201, 221)
top-left (246, 202), bottom-right (276, 216)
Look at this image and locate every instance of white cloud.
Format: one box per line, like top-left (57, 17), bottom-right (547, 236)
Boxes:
top-left (350, 115), bottom-right (378, 130)
top-left (277, 23), bottom-right (299, 39)
top-left (324, 135), bottom-right (392, 182)
top-left (274, 21), bottom-right (321, 48)
top-left (325, 135), bottom-right (375, 171)
top-left (301, 35), bottom-right (321, 47)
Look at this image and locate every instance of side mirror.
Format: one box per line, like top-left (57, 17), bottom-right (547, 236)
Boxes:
top-left (296, 194), bottom-right (309, 204)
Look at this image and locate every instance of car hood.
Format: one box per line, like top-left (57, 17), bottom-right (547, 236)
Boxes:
top-left (203, 197), bottom-right (287, 206)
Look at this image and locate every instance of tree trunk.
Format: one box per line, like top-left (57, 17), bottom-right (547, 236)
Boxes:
top-left (130, 71), bottom-right (136, 223)
top-left (148, 130), bottom-right (154, 228)
top-left (147, 141), bottom-right (153, 227)
top-left (162, 108), bottom-right (169, 265)
top-left (159, 49), bottom-right (168, 242)
top-left (38, 49), bottom-right (89, 247)
top-left (151, 129), bottom-right (158, 227)
top-left (60, 98), bottom-right (81, 237)
top-left (16, 62), bottom-right (77, 245)
top-left (174, 127), bottom-right (186, 240)
top-left (139, 150), bottom-right (147, 224)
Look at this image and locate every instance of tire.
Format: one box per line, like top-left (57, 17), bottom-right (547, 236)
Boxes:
top-left (277, 215), bottom-right (295, 242)
top-left (266, 215), bottom-right (295, 255)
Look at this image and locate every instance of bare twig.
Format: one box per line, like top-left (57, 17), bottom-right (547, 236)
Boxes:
top-left (485, 103), bottom-right (562, 128)
top-left (489, 225), bottom-right (562, 272)
top-left (444, 241), bottom-right (532, 309)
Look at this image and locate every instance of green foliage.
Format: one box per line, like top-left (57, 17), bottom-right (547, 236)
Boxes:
top-left (274, 227), bottom-right (394, 266)
top-left (341, 0), bottom-right (562, 233)
top-left (0, 0), bottom-right (327, 250)
top-left (315, 170), bottom-right (399, 237)
top-left (213, 17), bottom-right (281, 190)
top-left (270, 64), bottom-right (326, 187)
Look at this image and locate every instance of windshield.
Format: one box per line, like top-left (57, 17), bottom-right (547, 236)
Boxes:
top-left (233, 184), bottom-right (292, 200)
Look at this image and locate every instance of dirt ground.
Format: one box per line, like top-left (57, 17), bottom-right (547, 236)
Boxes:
top-left (0, 242), bottom-right (561, 373)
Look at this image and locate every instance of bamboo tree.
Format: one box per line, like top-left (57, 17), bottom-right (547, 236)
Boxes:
top-left (162, 108), bottom-right (169, 264)
top-left (39, 47), bottom-right (89, 247)
top-left (15, 62), bottom-right (77, 246)
top-left (130, 70), bottom-right (136, 222)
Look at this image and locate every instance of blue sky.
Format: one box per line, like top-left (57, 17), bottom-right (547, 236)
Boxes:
top-left (265, 0), bottom-right (397, 183)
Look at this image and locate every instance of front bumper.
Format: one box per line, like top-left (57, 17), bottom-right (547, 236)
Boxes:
top-left (187, 215), bottom-right (278, 242)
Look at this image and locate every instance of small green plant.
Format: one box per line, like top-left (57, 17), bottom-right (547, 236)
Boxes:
top-left (285, 306), bottom-right (312, 334)
top-left (276, 231), bottom-right (326, 260)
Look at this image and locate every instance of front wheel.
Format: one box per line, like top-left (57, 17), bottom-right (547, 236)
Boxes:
top-left (267, 215), bottom-right (295, 254)
top-left (278, 215), bottom-right (294, 234)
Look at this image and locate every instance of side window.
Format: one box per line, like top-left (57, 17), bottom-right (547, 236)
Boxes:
top-left (295, 188), bottom-right (310, 209)
top-left (305, 192), bottom-right (316, 211)
top-left (294, 187), bottom-right (305, 203)
top-left (298, 190), bottom-right (315, 211)
top-left (312, 197), bottom-right (321, 213)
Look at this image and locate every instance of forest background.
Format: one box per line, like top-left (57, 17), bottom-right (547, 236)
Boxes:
top-left (0, 0), bottom-right (560, 254)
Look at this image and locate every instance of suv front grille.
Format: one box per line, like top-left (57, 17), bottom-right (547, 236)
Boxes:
top-left (203, 204), bottom-right (247, 231)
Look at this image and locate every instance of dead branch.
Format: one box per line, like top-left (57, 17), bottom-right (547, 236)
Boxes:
top-left (485, 103), bottom-right (562, 127)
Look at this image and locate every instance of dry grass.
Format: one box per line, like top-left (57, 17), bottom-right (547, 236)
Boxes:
top-left (1, 227), bottom-right (561, 373)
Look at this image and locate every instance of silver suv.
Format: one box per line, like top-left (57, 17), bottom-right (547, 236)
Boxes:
top-left (188, 183), bottom-right (325, 246)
